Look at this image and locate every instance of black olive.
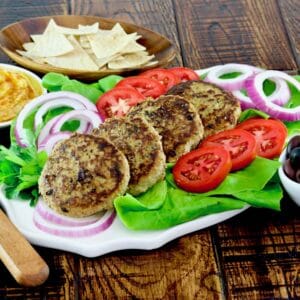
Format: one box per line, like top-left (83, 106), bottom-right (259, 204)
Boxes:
top-left (289, 147), bottom-right (300, 169)
top-left (296, 169), bottom-right (300, 183)
top-left (283, 159), bottom-right (296, 180)
top-left (286, 135), bottom-right (300, 158)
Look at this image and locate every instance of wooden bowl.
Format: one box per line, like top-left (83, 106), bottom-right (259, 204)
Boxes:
top-left (0, 15), bottom-right (176, 81)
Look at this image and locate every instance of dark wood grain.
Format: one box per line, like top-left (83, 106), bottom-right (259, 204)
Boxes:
top-left (71, 1), bottom-right (222, 298)
top-left (0, 0), bottom-right (299, 299)
top-left (278, 0), bottom-right (300, 69)
top-left (0, 15), bottom-right (176, 80)
top-left (0, 0), bottom-right (68, 64)
top-left (0, 1), bottom-right (77, 299)
top-left (78, 232), bottom-right (222, 299)
top-left (71, 0), bottom-right (183, 67)
top-left (173, 0), bottom-right (298, 70)
top-left (214, 200), bottom-right (300, 299)
top-left (0, 248), bottom-right (77, 299)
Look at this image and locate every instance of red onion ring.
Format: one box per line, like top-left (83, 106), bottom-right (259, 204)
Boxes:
top-left (204, 63), bottom-right (260, 91)
top-left (233, 77), bottom-right (291, 110)
top-left (38, 131), bottom-right (73, 154)
top-left (196, 65), bottom-right (223, 77)
top-left (33, 209), bottom-right (115, 238)
top-left (35, 199), bottom-right (103, 226)
top-left (15, 91), bottom-right (96, 147)
top-left (51, 110), bottom-right (102, 133)
top-left (34, 99), bottom-right (86, 130)
top-left (232, 90), bottom-right (255, 110)
top-left (245, 71), bottom-right (300, 121)
top-left (37, 115), bottom-right (63, 147)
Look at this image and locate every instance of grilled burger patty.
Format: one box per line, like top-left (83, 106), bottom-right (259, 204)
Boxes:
top-left (38, 133), bottom-right (130, 217)
top-left (92, 116), bottom-right (166, 195)
top-left (128, 95), bottom-right (203, 162)
top-left (167, 80), bottom-right (241, 137)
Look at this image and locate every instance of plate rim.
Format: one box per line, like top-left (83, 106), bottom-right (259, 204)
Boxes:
top-left (0, 186), bottom-right (249, 257)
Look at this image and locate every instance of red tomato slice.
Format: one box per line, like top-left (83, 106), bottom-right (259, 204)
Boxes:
top-left (169, 67), bottom-right (199, 82)
top-left (116, 76), bottom-right (166, 98)
top-left (236, 118), bottom-right (287, 159)
top-left (140, 68), bottom-right (180, 90)
top-left (96, 87), bottom-right (145, 120)
top-left (201, 129), bottom-right (257, 171)
top-left (173, 145), bottom-right (232, 193)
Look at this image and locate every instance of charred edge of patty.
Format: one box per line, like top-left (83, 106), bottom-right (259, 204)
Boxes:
top-left (167, 80), bottom-right (241, 135)
top-left (39, 133), bottom-right (129, 216)
top-left (129, 95), bottom-right (203, 161)
top-left (92, 116), bottom-right (166, 193)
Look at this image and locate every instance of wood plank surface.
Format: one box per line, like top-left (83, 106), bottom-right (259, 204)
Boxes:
top-left (278, 0), bottom-right (300, 69)
top-left (0, 0), bottom-right (299, 299)
top-left (214, 201), bottom-right (300, 299)
top-left (71, 1), bottom-right (221, 298)
top-left (0, 1), bottom-right (77, 299)
top-left (78, 233), bottom-right (222, 299)
top-left (173, 0), bottom-right (298, 70)
top-left (70, 0), bottom-right (182, 66)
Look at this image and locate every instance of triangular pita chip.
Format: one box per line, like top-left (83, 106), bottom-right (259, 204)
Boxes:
top-left (108, 51), bottom-right (155, 69)
top-left (44, 35), bottom-right (98, 71)
top-left (27, 31), bottom-right (74, 57)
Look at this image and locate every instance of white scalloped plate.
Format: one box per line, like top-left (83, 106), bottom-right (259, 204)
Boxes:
top-left (0, 187), bottom-right (249, 257)
top-left (0, 66), bottom-right (249, 257)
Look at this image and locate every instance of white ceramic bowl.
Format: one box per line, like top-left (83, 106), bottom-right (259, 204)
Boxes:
top-left (0, 63), bottom-right (46, 128)
top-left (278, 147), bottom-right (300, 206)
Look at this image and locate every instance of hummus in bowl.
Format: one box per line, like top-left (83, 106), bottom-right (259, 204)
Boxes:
top-left (0, 63), bottom-right (46, 128)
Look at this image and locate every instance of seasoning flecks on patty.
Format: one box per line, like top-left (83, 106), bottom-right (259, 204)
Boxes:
top-left (92, 116), bottom-right (166, 195)
top-left (167, 80), bottom-right (241, 138)
top-left (38, 133), bottom-right (130, 217)
top-left (128, 95), bottom-right (204, 162)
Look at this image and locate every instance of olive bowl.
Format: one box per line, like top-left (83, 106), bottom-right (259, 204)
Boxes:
top-left (278, 145), bottom-right (300, 206)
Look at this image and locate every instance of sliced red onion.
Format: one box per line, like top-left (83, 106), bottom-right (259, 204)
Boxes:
top-left (34, 99), bottom-right (86, 130)
top-left (232, 90), bottom-right (256, 110)
top-left (267, 77), bottom-right (290, 106)
top-left (15, 91), bottom-right (96, 147)
top-left (51, 110), bottom-right (102, 133)
top-left (33, 209), bottom-right (115, 238)
top-left (196, 65), bottom-right (223, 77)
top-left (233, 77), bottom-right (291, 110)
top-left (35, 199), bottom-right (103, 226)
top-left (37, 115), bottom-right (63, 147)
top-left (38, 131), bottom-right (73, 154)
top-left (245, 71), bottom-right (300, 121)
top-left (204, 63), bottom-right (261, 91)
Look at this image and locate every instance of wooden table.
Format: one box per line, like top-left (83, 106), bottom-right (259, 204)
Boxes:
top-left (0, 0), bottom-right (299, 298)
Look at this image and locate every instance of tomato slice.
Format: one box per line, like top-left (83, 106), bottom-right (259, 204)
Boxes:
top-left (116, 76), bottom-right (166, 98)
top-left (96, 87), bottom-right (145, 120)
top-left (201, 129), bottom-right (257, 171)
top-left (237, 118), bottom-right (288, 159)
top-left (173, 145), bottom-right (232, 193)
top-left (140, 68), bottom-right (180, 90)
top-left (169, 67), bottom-right (199, 82)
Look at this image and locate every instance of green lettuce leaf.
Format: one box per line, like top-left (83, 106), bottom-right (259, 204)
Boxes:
top-left (115, 156), bottom-right (282, 230)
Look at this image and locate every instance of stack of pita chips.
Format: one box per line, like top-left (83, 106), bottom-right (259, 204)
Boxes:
top-left (17, 19), bottom-right (157, 71)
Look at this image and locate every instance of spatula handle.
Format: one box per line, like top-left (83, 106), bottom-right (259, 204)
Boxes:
top-left (0, 209), bottom-right (49, 286)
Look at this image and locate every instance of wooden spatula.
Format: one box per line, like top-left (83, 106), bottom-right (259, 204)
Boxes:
top-left (0, 209), bottom-right (49, 286)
